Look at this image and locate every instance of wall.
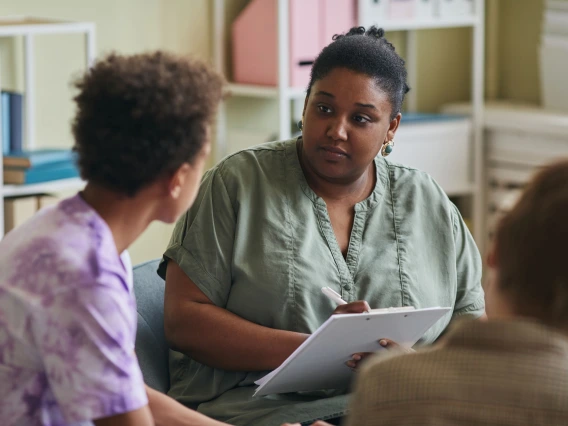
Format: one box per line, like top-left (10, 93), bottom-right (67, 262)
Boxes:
top-left (496, 0), bottom-right (544, 104)
top-left (0, 0), bottom-right (211, 264)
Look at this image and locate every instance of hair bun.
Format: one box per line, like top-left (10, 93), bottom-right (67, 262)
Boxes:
top-left (366, 26), bottom-right (385, 39)
top-left (333, 26), bottom-right (386, 41)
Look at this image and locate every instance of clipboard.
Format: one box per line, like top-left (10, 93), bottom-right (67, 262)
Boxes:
top-left (254, 307), bottom-right (451, 396)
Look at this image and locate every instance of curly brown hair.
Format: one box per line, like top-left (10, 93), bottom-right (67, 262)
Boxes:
top-left (72, 51), bottom-right (224, 196)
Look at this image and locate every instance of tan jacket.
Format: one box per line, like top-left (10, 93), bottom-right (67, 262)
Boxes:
top-left (346, 319), bottom-right (568, 426)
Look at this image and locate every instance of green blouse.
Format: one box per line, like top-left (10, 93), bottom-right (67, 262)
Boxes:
top-left (158, 138), bottom-right (484, 426)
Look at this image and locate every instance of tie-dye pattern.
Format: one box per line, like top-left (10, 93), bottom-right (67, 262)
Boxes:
top-left (0, 194), bottom-right (148, 425)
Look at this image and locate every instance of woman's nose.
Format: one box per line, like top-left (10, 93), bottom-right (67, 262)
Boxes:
top-left (326, 117), bottom-right (348, 141)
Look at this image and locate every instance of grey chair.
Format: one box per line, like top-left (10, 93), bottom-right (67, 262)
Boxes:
top-left (133, 259), bottom-right (170, 393)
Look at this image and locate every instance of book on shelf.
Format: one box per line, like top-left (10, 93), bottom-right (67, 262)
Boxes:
top-left (3, 196), bottom-right (37, 233)
top-left (3, 194), bottom-right (60, 234)
top-left (1, 92), bottom-right (9, 155)
top-left (3, 149), bottom-right (76, 168)
top-left (0, 90), bottom-right (23, 153)
top-left (3, 161), bottom-right (79, 185)
top-left (37, 195), bottom-right (59, 210)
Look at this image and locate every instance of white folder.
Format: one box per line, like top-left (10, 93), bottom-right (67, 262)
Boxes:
top-left (254, 307), bottom-right (451, 396)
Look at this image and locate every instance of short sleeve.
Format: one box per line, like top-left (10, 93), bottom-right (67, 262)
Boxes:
top-left (451, 203), bottom-right (485, 319)
top-left (158, 167), bottom-right (236, 307)
top-left (33, 281), bottom-right (148, 423)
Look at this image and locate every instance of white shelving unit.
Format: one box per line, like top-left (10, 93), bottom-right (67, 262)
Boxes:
top-left (0, 17), bottom-right (95, 236)
top-left (445, 101), bottom-right (568, 242)
top-left (212, 0), bottom-right (485, 246)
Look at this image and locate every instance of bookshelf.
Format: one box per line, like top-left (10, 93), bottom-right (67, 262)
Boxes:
top-left (0, 17), bottom-right (94, 237)
top-left (212, 0), bottom-right (486, 246)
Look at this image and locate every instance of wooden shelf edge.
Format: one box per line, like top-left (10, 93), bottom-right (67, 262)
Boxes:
top-left (2, 177), bottom-right (85, 197)
top-left (227, 83), bottom-right (306, 99)
top-left (0, 17), bottom-right (94, 36)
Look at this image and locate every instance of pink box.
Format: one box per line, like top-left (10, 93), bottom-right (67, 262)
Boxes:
top-left (320, 0), bottom-right (357, 47)
top-left (232, 0), bottom-right (356, 88)
top-left (289, 0), bottom-right (321, 88)
top-left (232, 0), bottom-right (279, 86)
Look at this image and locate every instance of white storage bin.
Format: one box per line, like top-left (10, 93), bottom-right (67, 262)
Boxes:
top-left (540, 36), bottom-right (568, 113)
top-left (436, 0), bottom-right (474, 17)
top-left (358, 0), bottom-right (390, 28)
top-left (487, 124), bottom-right (568, 167)
top-left (390, 117), bottom-right (472, 195)
top-left (415, 0), bottom-right (435, 19)
top-left (389, 0), bottom-right (415, 19)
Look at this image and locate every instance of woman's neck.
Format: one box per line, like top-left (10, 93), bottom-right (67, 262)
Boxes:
top-left (80, 183), bottom-right (156, 254)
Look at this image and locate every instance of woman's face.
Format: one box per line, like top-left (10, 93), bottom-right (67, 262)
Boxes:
top-left (301, 67), bottom-right (400, 183)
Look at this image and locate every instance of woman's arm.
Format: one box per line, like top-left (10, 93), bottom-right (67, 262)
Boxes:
top-left (94, 385), bottom-right (229, 426)
top-left (94, 407), bottom-right (153, 426)
top-left (146, 385), bottom-right (228, 426)
top-left (164, 260), bottom-right (308, 371)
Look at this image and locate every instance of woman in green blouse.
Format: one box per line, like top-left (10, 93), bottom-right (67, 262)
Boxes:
top-left (158, 26), bottom-right (484, 426)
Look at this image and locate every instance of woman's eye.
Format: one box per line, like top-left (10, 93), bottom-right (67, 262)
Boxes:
top-left (317, 105), bottom-right (331, 113)
top-left (353, 115), bottom-right (369, 123)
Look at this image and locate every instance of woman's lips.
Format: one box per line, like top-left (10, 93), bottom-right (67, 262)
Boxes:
top-left (320, 146), bottom-right (349, 160)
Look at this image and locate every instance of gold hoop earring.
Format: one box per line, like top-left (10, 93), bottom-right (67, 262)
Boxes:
top-left (381, 140), bottom-right (394, 157)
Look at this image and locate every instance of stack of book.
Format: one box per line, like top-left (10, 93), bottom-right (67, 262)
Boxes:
top-left (540, 0), bottom-right (568, 112)
top-left (1, 91), bottom-right (23, 155)
top-left (2, 149), bottom-right (79, 185)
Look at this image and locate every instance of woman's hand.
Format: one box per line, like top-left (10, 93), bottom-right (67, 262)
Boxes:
top-left (378, 338), bottom-right (415, 355)
top-left (331, 302), bottom-right (415, 370)
top-left (332, 300), bottom-right (370, 315)
top-left (346, 339), bottom-right (415, 370)
top-left (332, 301), bottom-right (372, 370)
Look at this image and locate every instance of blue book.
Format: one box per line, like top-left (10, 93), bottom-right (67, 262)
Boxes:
top-left (3, 149), bottom-right (76, 168)
top-left (3, 161), bottom-right (79, 185)
top-left (1, 92), bottom-right (9, 155)
top-left (7, 91), bottom-right (23, 153)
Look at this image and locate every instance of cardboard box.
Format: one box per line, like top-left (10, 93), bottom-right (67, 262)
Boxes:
top-left (4, 196), bottom-right (37, 233)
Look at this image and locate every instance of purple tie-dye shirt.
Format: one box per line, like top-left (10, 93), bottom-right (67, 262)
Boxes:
top-left (0, 194), bottom-right (148, 425)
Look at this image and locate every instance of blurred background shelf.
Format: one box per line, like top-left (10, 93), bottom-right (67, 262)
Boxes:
top-left (0, 17), bottom-right (95, 237)
top-left (3, 177), bottom-right (84, 197)
top-left (376, 16), bottom-right (479, 31)
top-left (227, 83), bottom-right (306, 99)
top-left (0, 16), bottom-right (94, 36)
top-left (444, 101), bottom-right (568, 243)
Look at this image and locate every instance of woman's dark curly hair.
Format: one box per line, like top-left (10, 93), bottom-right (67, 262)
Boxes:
top-left (72, 51), bottom-right (224, 196)
top-left (307, 26), bottom-right (410, 119)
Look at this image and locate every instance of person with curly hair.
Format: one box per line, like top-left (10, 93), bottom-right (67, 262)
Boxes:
top-left (0, 51), bottom-right (227, 426)
top-left (160, 27), bottom-right (484, 425)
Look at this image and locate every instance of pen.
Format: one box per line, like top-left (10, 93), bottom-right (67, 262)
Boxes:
top-left (321, 287), bottom-right (347, 305)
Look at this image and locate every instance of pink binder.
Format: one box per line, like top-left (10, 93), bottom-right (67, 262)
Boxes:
top-left (232, 0), bottom-right (356, 88)
top-left (231, 0), bottom-right (279, 86)
top-left (289, 0), bottom-right (320, 88)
